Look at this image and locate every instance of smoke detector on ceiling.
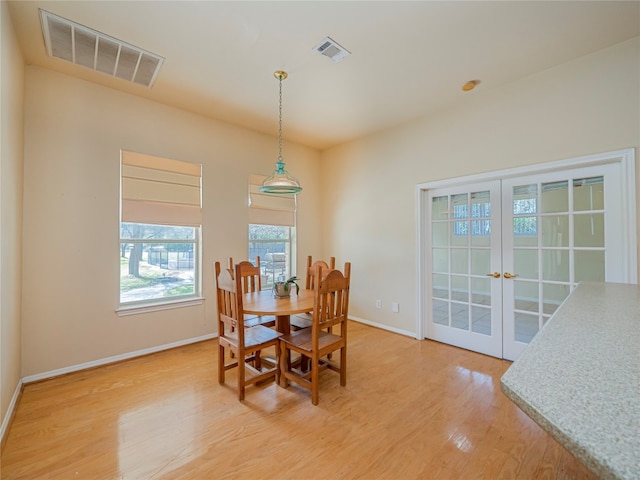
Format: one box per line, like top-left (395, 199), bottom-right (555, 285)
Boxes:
top-left (39, 9), bottom-right (164, 88)
top-left (314, 36), bottom-right (351, 63)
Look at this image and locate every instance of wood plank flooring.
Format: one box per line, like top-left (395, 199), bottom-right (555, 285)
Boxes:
top-left (1, 321), bottom-right (597, 479)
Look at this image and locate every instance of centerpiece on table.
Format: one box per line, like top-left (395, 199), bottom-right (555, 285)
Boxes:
top-left (273, 276), bottom-right (299, 298)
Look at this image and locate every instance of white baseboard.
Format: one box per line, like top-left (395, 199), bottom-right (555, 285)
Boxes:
top-left (349, 315), bottom-right (417, 339)
top-left (22, 333), bottom-right (218, 384)
top-left (1, 379), bottom-right (23, 445)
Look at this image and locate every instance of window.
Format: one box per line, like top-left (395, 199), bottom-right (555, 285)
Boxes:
top-left (119, 151), bottom-right (202, 309)
top-left (248, 224), bottom-right (295, 288)
top-left (248, 174), bottom-right (296, 289)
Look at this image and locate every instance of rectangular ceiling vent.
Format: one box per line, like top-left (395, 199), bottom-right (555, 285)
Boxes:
top-left (314, 36), bottom-right (351, 63)
top-left (39, 9), bottom-right (164, 88)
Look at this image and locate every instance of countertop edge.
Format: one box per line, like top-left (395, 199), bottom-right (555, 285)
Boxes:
top-left (499, 379), bottom-right (617, 480)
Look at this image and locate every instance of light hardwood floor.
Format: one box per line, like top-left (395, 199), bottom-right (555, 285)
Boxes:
top-left (1, 321), bottom-right (596, 479)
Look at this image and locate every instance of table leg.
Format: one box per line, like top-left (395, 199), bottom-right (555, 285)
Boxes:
top-left (275, 314), bottom-right (290, 335)
top-left (276, 314), bottom-right (291, 387)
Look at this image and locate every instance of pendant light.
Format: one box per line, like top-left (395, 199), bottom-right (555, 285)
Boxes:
top-left (260, 70), bottom-right (302, 195)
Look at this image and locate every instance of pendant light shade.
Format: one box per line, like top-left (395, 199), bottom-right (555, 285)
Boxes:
top-left (260, 71), bottom-right (302, 195)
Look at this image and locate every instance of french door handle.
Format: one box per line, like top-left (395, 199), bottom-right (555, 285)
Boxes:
top-left (486, 272), bottom-right (501, 278)
top-left (504, 272), bottom-right (519, 279)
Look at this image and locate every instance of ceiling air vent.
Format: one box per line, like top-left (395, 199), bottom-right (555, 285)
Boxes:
top-left (39, 9), bottom-right (164, 88)
top-left (313, 36), bottom-right (351, 63)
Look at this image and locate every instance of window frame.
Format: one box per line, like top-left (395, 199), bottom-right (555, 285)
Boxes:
top-left (118, 150), bottom-right (203, 315)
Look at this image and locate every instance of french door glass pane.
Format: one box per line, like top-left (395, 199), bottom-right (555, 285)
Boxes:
top-left (514, 281), bottom-right (539, 312)
top-left (471, 222), bottom-right (491, 246)
top-left (451, 223), bottom-right (469, 246)
top-left (433, 299), bottom-right (449, 326)
top-left (432, 248), bottom-right (449, 273)
top-left (541, 181), bottom-right (568, 213)
top-left (432, 273), bottom-right (449, 299)
top-left (542, 283), bottom-right (570, 315)
top-left (513, 218), bottom-right (538, 247)
top-left (432, 222), bottom-right (449, 246)
top-left (574, 251), bottom-right (605, 282)
top-left (542, 250), bottom-right (569, 281)
top-left (574, 213), bottom-right (605, 247)
top-left (451, 249), bottom-right (468, 274)
top-left (513, 185), bottom-right (537, 214)
top-left (472, 306), bottom-right (491, 335)
top-left (432, 196), bottom-right (450, 219)
top-left (470, 249), bottom-right (490, 275)
top-left (451, 275), bottom-right (468, 302)
top-left (451, 303), bottom-right (469, 330)
top-left (471, 277), bottom-right (491, 305)
top-left (573, 176), bottom-right (604, 211)
top-left (514, 313), bottom-right (539, 343)
top-left (514, 249), bottom-right (538, 279)
top-left (541, 215), bottom-right (569, 247)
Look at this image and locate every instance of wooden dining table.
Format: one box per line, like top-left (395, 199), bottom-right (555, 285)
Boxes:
top-left (242, 289), bottom-right (314, 335)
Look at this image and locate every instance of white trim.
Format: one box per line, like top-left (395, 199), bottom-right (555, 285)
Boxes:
top-left (620, 149), bottom-right (637, 283)
top-left (349, 315), bottom-right (416, 338)
top-left (416, 149), bottom-right (635, 191)
top-left (117, 297), bottom-right (204, 316)
top-left (416, 186), bottom-right (426, 340)
top-left (1, 379), bottom-right (23, 443)
top-left (22, 333), bottom-right (217, 384)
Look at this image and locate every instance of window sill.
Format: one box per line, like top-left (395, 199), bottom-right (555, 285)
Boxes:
top-left (116, 297), bottom-right (204, 316)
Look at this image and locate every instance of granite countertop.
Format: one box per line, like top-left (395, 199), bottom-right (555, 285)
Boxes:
top-left (501, 282), bottom-right (640, 480)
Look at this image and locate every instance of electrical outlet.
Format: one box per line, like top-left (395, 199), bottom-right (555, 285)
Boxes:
top-left (392, 302), bottom-right (399, 313)
top-left (376, 299), bottom-right (382, 309)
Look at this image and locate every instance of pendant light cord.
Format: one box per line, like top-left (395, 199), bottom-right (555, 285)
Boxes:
top-left (278, 74), bottom-right (283, 161)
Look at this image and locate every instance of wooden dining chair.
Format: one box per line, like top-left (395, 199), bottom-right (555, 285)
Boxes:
top-left (290, 255), bottom-right (336, 331)
top-left (279, 262), bottom-right (351, 405)
top-left (229, 256), bottom-right (276, 328)
top-left (215, 262), bottom-right (282, 401)
top-left (305, 255), bottom-right (336, 289)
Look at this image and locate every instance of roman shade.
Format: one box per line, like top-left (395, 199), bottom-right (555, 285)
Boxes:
top-left (121, 150), bottom-right (202, 227)
top-left (248, 174), bottom-right (296, 226)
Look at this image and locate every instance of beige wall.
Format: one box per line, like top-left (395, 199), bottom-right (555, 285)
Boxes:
top-left (21, 66), bottom-right (322, 377)
top-left (321, 37), bottom-right (640, 334)
top-left (7, 17), bottom-right (640, 405)
top-left (1, 0), bottom-right (25, 436)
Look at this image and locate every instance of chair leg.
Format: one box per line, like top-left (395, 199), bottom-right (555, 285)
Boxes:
top-left (279, 341), bottom-right (289, 388)
top-left (274, 346), bottom-right (281, 386)
top-left (340, 347), bottom-right (347, 386)
top-left (238, 355), bottom-right (245, 401)
top-left (300, 355), bottom-right (310, 372)
top-left (311, 353), bottom-right (320, 406)
top-left (218, 343), bottom-right (225, 384)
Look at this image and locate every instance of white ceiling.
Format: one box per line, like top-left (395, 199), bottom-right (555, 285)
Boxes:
top-left (7, 1), bottom-right (640, 150)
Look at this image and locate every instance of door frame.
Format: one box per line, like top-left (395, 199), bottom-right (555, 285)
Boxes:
top-left (416, 148), bottom-right (637, 341)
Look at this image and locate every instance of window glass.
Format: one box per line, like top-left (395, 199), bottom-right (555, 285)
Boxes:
top-left (248, 224), bottom-right (295, 289)
top-left (120, 223), bottom-right (199, 305)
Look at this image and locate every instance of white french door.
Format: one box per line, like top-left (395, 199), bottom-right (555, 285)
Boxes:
top-left (428, 181), bottom-right (503, 358)
top-left (421, 150), bottom-right (636, 360)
